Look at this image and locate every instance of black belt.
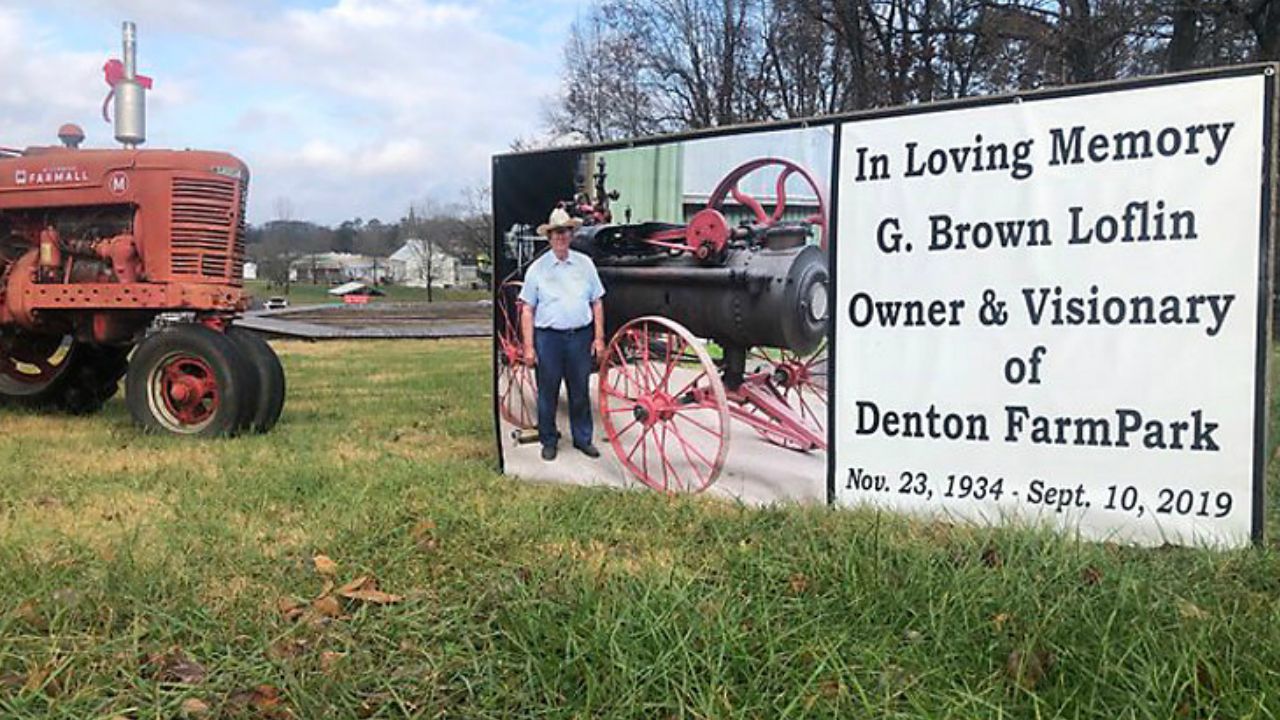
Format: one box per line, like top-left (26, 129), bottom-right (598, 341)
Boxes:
top-left (536, 324), bottom-right (591, 334)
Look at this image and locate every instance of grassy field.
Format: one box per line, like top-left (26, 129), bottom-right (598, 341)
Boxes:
top-left (243, 280), bottom-right (488, 307)
top-left (2, 340), bottom-right (1280, 718)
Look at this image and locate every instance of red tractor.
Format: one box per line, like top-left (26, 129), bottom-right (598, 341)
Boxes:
top-left (0, 22), bottom-right (284, 436)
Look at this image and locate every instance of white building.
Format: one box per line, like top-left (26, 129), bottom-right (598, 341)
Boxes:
top-left (390, 239), bottom-right (475, 288)
top-left (243, 261), bottom-right (259, 280)
top-left (289, 252), bottom-right (402, 284)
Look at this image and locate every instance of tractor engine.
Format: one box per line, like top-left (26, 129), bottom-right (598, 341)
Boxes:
top-left (0, 21), bottom-right (284, 437)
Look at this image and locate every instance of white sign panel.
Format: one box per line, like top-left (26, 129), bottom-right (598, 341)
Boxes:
top-left (833, 72), bottom-right (1272, 547)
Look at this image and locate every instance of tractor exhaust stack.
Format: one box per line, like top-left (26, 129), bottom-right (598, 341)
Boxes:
top-left (113, 21), bottom-right (145, 148)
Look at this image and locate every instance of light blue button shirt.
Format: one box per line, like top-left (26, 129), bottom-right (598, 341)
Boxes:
top-left (518, 250), bottom-right (606, 330)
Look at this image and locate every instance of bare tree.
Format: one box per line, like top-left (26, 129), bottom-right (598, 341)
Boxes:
top-left (401, 204), bottom-right (436, 302)
top-left (551, 0), bottom-right (1273, 137)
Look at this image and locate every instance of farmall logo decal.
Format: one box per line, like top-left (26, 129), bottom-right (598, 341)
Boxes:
top-left (108, 171), bottom-right (129, 195)
top-left (13, 166), bottom-right (91, 186)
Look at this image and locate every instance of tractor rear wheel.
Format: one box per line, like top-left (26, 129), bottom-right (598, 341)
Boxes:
top-left (227, 327), bottom-right (286, 433)
top-left (126, 324), bottom-right (257, 437)
top-left (0, 333), bottom-right (129, 414)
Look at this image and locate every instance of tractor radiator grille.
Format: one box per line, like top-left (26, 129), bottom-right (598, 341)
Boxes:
top-left (170, 176), bottom-right (243, 283)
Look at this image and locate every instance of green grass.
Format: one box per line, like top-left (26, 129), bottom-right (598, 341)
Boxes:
top-left (1, 340), bottom-right (1280, 718)
top-left (244, 280), bottom-right (488, 306)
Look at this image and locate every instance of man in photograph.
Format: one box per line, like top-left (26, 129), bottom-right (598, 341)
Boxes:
top-left (519, 207), bottom-right (606, 461)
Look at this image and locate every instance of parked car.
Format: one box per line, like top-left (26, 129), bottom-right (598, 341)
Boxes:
top-left (263, 296), bottom-right (289, 310)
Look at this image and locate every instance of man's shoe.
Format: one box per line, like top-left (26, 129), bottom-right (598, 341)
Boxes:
top-left (541, 445), bottom-right (557, 461)
top-left (575, 443), bottom-right (601, 458)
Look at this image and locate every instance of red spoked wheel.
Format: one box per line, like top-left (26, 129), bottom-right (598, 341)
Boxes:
top-left (706, 157), bottom-right (829, 250)
top-left (149, 354), bottom-right (220, 430)
top-left (496, 280), bottom-right (536, 429)
top-left (598, 316), bottom-right (730, 493)
top-left (126, 324), bottom-right (255, 437)
top-left (745, 339), bottom-right (828, 449)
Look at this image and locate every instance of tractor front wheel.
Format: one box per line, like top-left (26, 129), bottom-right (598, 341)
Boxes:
top-left (126, 324), bottom-right (257, 437)
top-left (227, 327), bottom-right (286, 433)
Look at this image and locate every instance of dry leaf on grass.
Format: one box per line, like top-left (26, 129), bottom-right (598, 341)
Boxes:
top-left (1080, 566), bottom-right (1103, 586)
top-left (337, 576), bottom-right (403, 605)
top-left (180, 697), bottom-right (211, 716)
top-left (981, 546), bottom-right (1003, 568)
top-left (411, 520), bottom-right (439, 552)
top-left (276, 597), bottom-right (304, 622)
top-left (1005, 649), bottom-right (1055, 690)
top-left (310, 595), bottom-right (343, 619)
top-left (267, 639), bottom-right (308, 661)
top-left (21, 663), bottom-right (56, 695)
top-left (992, 612), bottom-right (1014, 632)
top-left (319, 651), bottom-right (345, 674)
top-left (227, 684), bottom-right (288, 718)
top-left (143, 649), bottom-right (207, 685)
top-left (312, 554), bottom-right (339, 577)
top-left (13, 600), bottom-right (46, 630)
top-left (787, 573), bottom-right (810, 595)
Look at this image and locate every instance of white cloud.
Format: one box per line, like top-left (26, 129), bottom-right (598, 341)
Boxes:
top-left (3, 0), bottom-right (572, 224)
top-left (0, 7), bottom-right (109, 146)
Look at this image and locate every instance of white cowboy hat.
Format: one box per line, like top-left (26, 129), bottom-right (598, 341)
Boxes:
top-left (536, 206), bottom-right (583, 236)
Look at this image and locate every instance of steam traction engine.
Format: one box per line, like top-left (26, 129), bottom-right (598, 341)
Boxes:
top-left (498, 157), bottom-right (829, 492)
top-left (0, 23), bottom-right (284, 436)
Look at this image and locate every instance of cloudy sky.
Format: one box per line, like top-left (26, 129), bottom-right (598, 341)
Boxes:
top-left (1, 0), bottom-right (577, 224)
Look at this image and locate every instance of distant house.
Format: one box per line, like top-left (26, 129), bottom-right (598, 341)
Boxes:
top-left (289, 252), bottom-right (402, 284)
top-left (390, 239), bottom-right (474, 288)
top-left (243, 261), bottom-right (259, 280)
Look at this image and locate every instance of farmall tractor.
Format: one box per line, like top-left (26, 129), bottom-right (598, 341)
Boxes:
top-left (0, 23), bottom-right (284, 436)
top-left (498, 156), bottom-right (829, 492)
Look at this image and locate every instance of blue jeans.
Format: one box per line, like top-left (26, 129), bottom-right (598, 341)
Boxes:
top-left (534, 326), bottom-right (594, 449)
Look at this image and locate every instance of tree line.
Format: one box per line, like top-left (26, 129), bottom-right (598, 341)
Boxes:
top-left (247, 188), bottom-right (493, 287)
top-left (548, 0), bottom-right (1278, 142)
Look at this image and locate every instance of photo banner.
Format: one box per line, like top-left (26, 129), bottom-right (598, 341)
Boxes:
top-left (831, 69), bottom-right (1274, 547)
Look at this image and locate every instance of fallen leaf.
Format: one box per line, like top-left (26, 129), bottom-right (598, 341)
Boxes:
top-left (992, 612), bottom-right (1013, 632)
top-left (180, 697), bottom-right (211, 716)
top-left (310, 595), bottom-right (343, 619)
top-left (336, 576), bottom-right (402, 605)
top-left (903, 629), bottom-right (924, 644)
top-left (1177, 598), bottom-right (1209, 621)
top-left (319, 651), bottom-right (345, 674)
top-left (312, 554), bottom-right (339, 577)
top-left (13, 600), bottom-right (46, 630)
top-left (1081, 565), bottom-right (1103, 586)
top-left (980, 546), bottom-right (1003, 568)
top-left (411, 520), bottom-right (438, 551)
top-left (1005, 649), bottom-right (1055, 690)
top-left (227, 684), bottom-right (287, 718)
top-left (267, 638), bottom-right (308, 660)
top-left (21, 664), bottom-right (51, 694)
top-left (817, 677), bottom-right (842, 698)
top-left (143, 649), bottom-right (207, 685)
top-left (788, 572), bottom-right (810, 594)
top-left (276, 597), bottom-right (304, 622)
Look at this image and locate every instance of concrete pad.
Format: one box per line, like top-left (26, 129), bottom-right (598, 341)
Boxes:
top-left (499, 365), bottom-right (827, 506)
